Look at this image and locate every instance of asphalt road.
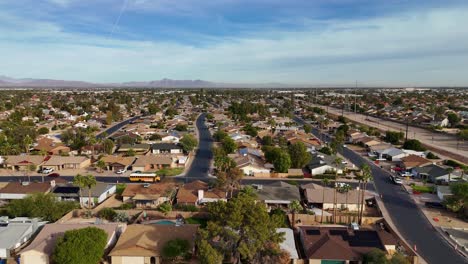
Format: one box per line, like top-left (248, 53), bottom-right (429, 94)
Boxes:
top-left (184, 113), bottom-right (213, 178)
top-left (96, 115), bottom-right (141, 139)
top-left (295, 116), bottom-right (467, 264)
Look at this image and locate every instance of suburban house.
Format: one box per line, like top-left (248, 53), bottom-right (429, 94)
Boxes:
top-left (3, 155), bottom-right (44, 171)
top-left (51, 184), bottom-right (80, 202)
top-left (121, 183), bottom-right (176, 208)
top-left (306, 155), bottom-right (343, 176)
top-left (100, 156), bottom-right (136, 172)
top-left (233, 154), bottom-right (270, 176)
top-left (0, 217), bottom-right (47, 261)
top-left (398, 155), bottom-right (432, 170)
top-left (176, 180), bottom-right (227, 206)
top-left (41, 156), bottom-right (91, 171)
top-left (116, 144), bottom-right (151, 155)
top-left (411, 164), bottom-right (455, 183)
top-left (301, 183), bottom-right (371, 211)
top-left (109, 224), bottom-right (199, 264)
top-left (151, 143), bottom-right (183, 154)
top-left (19, 223), bottom-right (123, 264)
top-left (251, 181), bottom-right (301, 209)
top-left (374, 147), bottom-right (408, 161)
top-left (277, 228), bottom-right (299, 263)
top-left (298, 226), bottom-right (401, 264)
top-left (0, 182), bottom-right (52, 200)
top-left (33, 137), bottom-right (70, 155)
top-left (80, 183), bottom-right (116, 207)
top-left (132, 155), bottom-right (180, 172)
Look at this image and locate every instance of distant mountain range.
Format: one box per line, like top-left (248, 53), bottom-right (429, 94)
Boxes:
top-left (0, 75), bottom-right (220, 88)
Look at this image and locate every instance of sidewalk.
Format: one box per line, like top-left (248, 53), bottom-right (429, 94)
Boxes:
top-left (402, 184), bottom-right (468, 259)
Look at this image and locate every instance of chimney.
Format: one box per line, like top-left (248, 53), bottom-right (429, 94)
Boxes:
top-left (198, 190), bottom-right (204, 201)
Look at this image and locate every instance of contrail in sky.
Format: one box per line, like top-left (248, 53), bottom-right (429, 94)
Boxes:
top-left (109, 0), bottom-right (129, 37)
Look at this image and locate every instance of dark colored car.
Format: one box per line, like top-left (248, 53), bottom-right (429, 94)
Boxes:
top-left (47, 173), bottom-right (60, 177)
top-left (425, 201), bottom-right (445, 209)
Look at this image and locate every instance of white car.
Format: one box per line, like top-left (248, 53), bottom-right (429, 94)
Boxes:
top-left (350, 222), bottom-right (360, 230)
top-left (41, 168), bottom-right (53, 174)
top-left (116, 169), bottom-right (127, 174)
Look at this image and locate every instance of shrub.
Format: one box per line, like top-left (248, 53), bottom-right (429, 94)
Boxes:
top-left (98, 208), bottom-right (117, 221)
top-left (174, 204), bottom-right (199, 212)
top-left (426, 152), bottom-right (439, 159)
top-left (115, 203), bottom-right (135, 210)
top-left (287, 175), bottom-right (304, 179)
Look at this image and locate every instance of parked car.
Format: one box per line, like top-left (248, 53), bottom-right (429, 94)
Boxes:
top-left (116, 169), bottom-right (127, 174)
top-left (350, 222), bottom-right (360, 230)
top-left (389, 175), bottom-right (402, 184)
top-left (41, 168), bottom-right (54, 174)
top-left (47, 173), bottom-right (60, 177)
top-left (425, 201), bottom-right (445, 209)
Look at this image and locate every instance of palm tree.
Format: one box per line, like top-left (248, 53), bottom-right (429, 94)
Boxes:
top-left (73, 174), bottom-right (86, 208)
top-left (359, 164), bottom-right (373, 224)
top-left (289, 200), bottom-right (302, 229)
top-left (321, 178), bottom-right (330, 224)
top-left (340, 184), bottom-right (352, 224)
top-left (96, 159), bottom-right (106, 173)
top-left (332, 157), bottom-right (343, 224)
top-left (83, 174), bottom-right (97, 209)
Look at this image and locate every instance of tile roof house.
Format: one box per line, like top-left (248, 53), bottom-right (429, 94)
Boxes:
top-left (233, 154), bottom-right (270, 176)
top-left (19, 223), bottom-right (123, 264)
top-left (298, 226), bottom-right (398, 263)
top-left (42, 155), bottom-right (91, 171)
top-left (100, 156), bottom-right (136, 172)
top-left (109, 224), bottom-right (198, 264)
top-left (398, 155), bottom-right (432, 170)
top-left (132, 155), bottom-right (179, 172)
top-left (33, 137), bottom-right (70, 155)
top-left (0, 182), bottom-right (53, 200)
top-left (176, 180), bottom-right (226, 206)
top-left (301, 183), bottom-right (372, 211)
top-left (79, 183), bottom-right (116, 207)
top-left (3, 155), bottom-right (45, 171)
top-left (121, 183), bottom-right (176, 208)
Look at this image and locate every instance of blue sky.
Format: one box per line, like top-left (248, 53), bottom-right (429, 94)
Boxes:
top-left (1, 0), bottom-right (468, 86)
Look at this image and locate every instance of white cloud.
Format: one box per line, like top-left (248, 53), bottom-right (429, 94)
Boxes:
top-left (1, 5), bottom-right (468, 85)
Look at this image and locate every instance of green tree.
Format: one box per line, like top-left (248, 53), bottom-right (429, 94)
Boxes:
top-left (359, 164), bottom-right (373, 224)
top-left (158, 202), bottom-right (172, 215)
top-left (180, 134), bottom-right (198, 152)
top-left (98, 208), bottom-right (117, 221)
top-left (332, 157), bottom-right (343, 223)
top-left (83, 174), bottom-right (97, 209)
top-left (243, 124), bottom-right (258, 137)
top-left (262, 135), bottom-right (273, 146)
top-left (221, 137), bottom-right (237, 154)
top-left (73, 174), bottom-right (86, 208)
top-left (384, 131), bottom-right (404, 144)
top-left (303, 124), bottom-right (312, 134)
top-left (402, 139), bottom-right (426, 151)
top-left (459, 129), bottom-right (468, 140)
top-left (447, 112), bottom-right (460, 127)
top-left (175, 123), bottom-right (188, 131)
top-left (96, 159), bottom-right (106, 173)
top-left (52, 227), bottom-right (107, 264)
top-left (273, 149), bottom-right (291, 173)
top-left (198, 239), bottom-right (223, 264)
top-left (199, 191), bottom-right (285, 263)
top-left (102, 139), bottom-right (115, 154)
top-left (288, 142), bottom-right (311, 169)
top-left (7, 193), bottom-right (77, 222)
top-left (162, 238), bottom-right (191, 261)
top-left (289, 200), bottom-right (302, 229)
top-left (390, 253), bottom-right (410, 264)
top-left (213, 130), bottom-right (228, 142)
top-left (37, 127), bottom-right (49, 135)
top-left (444, 182), bottom-right (468, 218)
top-left (364, 248), bottom-right (388, 264)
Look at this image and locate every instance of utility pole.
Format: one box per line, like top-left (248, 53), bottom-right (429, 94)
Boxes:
top-left (405, 117), bottom-right (409, 142)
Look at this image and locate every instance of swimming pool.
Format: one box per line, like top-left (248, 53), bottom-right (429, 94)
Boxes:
top-left (153, 220), bottom-right (176, 225)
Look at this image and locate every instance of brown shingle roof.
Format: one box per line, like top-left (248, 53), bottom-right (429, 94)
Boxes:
top-left (20, 223), bottom-right (120, 256)
top-left (101, 156), bottom-right (136, 166)
top-left (0, 182), bottom-right (51, 194)
top-left (4, 155), bottom-right (44, 166)
top-left (176, 180), bottom-right (226, 203)
top-left (400, 155), bottom-right (431, 168)
top-left (122, 183), bottom-right (176, 199)
top-left (109, 224), bottom-right (199, 257)
top-left (43, 155), bottom-right (89, 166)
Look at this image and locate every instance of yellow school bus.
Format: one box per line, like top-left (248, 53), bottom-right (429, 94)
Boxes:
top-left (129, 173), bottom-right (161, 183)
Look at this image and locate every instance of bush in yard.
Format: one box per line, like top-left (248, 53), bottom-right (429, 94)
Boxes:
top-left (52, 227), bottom-right (107, 264)
top-left (98, 208), bottom-right (117, 221)
top-left (114, 212), bottom-right (129, 222)
top-left (162, 238), bottom-right (191, 261)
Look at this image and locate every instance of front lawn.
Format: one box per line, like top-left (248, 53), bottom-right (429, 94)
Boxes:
top-left (412, 185), bottom-right (435, 193)
top-left (155, 167), bottom-right (184, 177)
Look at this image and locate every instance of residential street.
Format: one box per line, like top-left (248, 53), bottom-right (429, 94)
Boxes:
top-left (294, 116), bottom-right (467, 264)
top-left (184, 113), bottom-right (213, 178)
